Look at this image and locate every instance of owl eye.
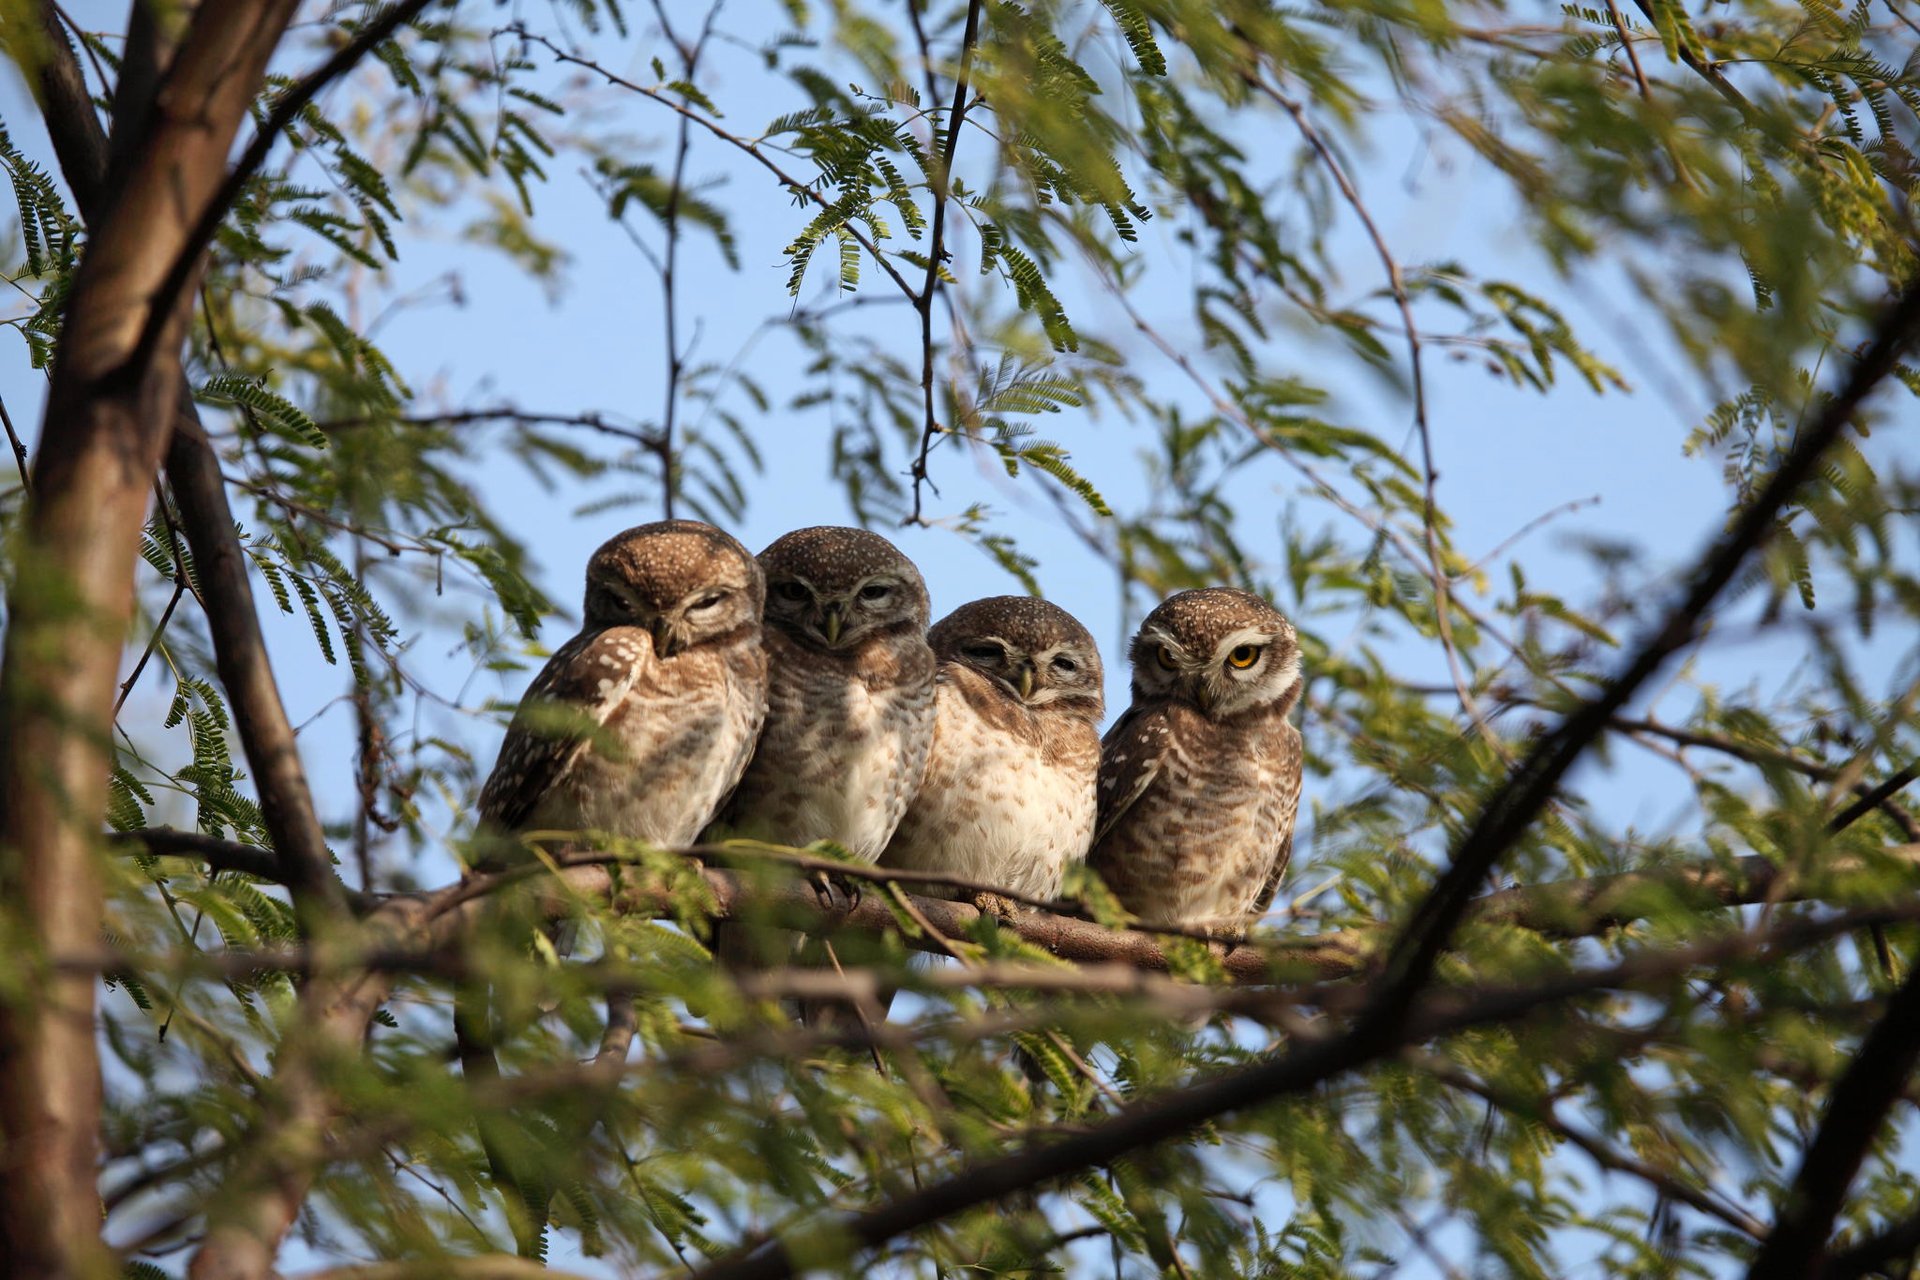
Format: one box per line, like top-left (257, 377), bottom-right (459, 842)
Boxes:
top-left (773, 582), bottom-right (809, 603)
top-left (962, 642), bottom-right (1003, 663)
top-left (858, 582), bottom-right (893, 602)
top-left (1227, 644), bottom-right (1263, 669)
top-left (1155, 644), bottom-right (1179, 671)
top-left (689, 591), bottom-right (727, 612)
top-left (1051, 655), bottom-right (1079, 675)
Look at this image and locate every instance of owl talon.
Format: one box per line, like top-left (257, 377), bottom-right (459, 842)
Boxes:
top-left (971, 891), bottom-right (1023, 921)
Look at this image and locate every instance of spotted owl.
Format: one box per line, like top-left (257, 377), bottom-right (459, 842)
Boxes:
top-left (879, 596), bottom-right (1104, 906)
top-left (477, 520), bottom-right (769, 852)
top-left (719, 525), bottom-right (936, 856)
top-left (1087, 588), bottom-right (1304, 931)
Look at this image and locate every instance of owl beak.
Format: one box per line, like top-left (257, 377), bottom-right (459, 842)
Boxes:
top-left (1015, 663), bottom-right (1036, 701)
top-left (822, 605), bottom-right (845, 646)
top-left (651, 615), bottom-right (676, 658)
top-left (1195, 683), bottom-right (1216, 713)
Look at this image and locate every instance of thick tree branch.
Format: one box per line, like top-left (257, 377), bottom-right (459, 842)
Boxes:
top-left (1365, 281), bottom-right (1920, 1034)
top-left (679, 902), bottom-right (1920, 1280)
top-left (0, 5), bottom-right (302, 1274)
top-left (30, 0), bottom-right (353, 923)
top-left (1747, 958), bottom-right (1920, 1279)
top-left (119, 833), bottom-right (1920, 982)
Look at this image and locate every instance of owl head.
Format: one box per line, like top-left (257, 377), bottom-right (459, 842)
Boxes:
top-left (1128, 587), bottom-right (1301, 719)
top-left (583, 520), bottom-right (764, 656)
top-left (930, 596), bottom-right (1104, 724)
top-left (757, 526), bottom-right (930, 651)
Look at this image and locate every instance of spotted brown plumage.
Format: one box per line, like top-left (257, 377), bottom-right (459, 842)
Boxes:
top-left (879, 596), bottom-right (1104, 904)
top-left (476, 519), bottom-right (769, 851)
top-left (1089, 587), bottom-right (1304, 929)
top-left (717, 526), bottom-right (936, 862)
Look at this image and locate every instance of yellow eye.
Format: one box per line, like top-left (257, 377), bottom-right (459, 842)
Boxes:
top-left (1155, 644), bottom-right (1179, 671)
top-left (1227, 644), bottom-right (1262, 669)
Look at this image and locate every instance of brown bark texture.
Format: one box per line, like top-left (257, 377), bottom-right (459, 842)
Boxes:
top-left (0, 4), bottom-right (299, 1275)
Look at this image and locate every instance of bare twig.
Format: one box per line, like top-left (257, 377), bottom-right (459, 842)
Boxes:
top-left (510, 28), bottom-right (918, 302)
top-left (0, 390), bottom-right (28, 491)
top-left (1249, 69), bottom-right (1501, 757)
top-left (907, 0), bottom-right (984, 524)
top-left (644, 0), bottom-right (726, 517)
top-left (114, 580), bottom-right (186, 715)
top-left (318, 405), bottom-right (664, 449)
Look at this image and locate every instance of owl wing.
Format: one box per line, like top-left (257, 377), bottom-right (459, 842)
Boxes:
top-left (478, 626), bottom-right (653, 833)
top-left (1092, 704), bottom-right (1171, 848)
top-left (1248, 719), bottom-right (1305, 917)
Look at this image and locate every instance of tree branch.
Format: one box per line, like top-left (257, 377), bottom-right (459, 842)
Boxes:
top-left (28, 0), bottom-right (356, 925)
top-left (1364, 280), bottom-right (1920, 1035)
top-left (0, 4), bottom-right (303, 1272)
top-left (679, 902), bottom-right (1920, 1280)
top-left (122, 0), bottom-right (442, 383)
top-left (907, 0), bottom-right (984, 524)
top-left (1747, 957), bottom-right (1920, 1278)
top-left (117, 833), bottom-right (1920, 983)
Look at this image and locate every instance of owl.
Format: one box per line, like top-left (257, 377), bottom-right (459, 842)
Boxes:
top-left (879, 596), bottom-right (1104, 907)
top-left (711, 528), bottom-right (936, 969)
top-left (718, 526), bottom-right (936, 857)
top-left (477, 519), bottom-right (769, 852)
top-left (1088, 588), bottom-right (1304, 931)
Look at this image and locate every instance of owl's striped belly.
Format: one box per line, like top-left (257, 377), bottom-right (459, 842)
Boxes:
top-left (1103, 736), bottom-right (1285, 927)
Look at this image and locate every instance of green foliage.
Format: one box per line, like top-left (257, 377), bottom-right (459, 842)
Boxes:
top-left (6, 0), bottom-right (1919, 1276)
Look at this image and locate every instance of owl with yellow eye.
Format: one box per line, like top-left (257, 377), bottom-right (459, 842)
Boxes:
top-left (1087, 588), bottom-right (1304, 931)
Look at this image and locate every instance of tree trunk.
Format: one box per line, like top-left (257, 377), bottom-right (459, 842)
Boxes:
top-left (0, 5), bottom-right (299, 1273)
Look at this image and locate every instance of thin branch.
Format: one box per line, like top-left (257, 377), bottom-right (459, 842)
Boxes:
top-left (0, 390), bottom-right (28, 492)
top-left (647, 0), bottom-right (726, 518)
top-left (114, 579), bottom-right (186, 714)
top-left (1603, 0), bottom-right (1655, 102)
top-left (510, 28), bottom-right (918, 301)
top-left (293, 1260), bottom-right (595, 1280)
top-left (907, 0), bottom-right (984, 525)
top-left (1420, 1054), bottom-right (1768, 1237)
top-left (1251, 69), bottom-right (1501, 757)
top-left (318, 406), bottom-right (664, 448)
top-left (120, 0), bottom-right (441, 384)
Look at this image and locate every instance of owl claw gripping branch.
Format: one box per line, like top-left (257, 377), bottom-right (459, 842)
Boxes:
top-left (476, 524), bottom-right (1305, 1008)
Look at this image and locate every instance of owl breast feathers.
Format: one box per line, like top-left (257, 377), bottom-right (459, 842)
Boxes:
top-left (1089, 588), bottom-right (1305, 929)
top-left (880, 596), bottom-right (1104, 902)
top-left (477, 520), bottom-right (769, 852)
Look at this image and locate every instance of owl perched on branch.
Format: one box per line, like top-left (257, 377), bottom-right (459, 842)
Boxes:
top-left (477, 519), bottom-right (769, 852)
top-left (718, 525), bottom-right (935, 859)
top-left (1088, 588), bottom-right (1304, 931)
top-left (880, 595), bottom-right (1105, 908)
top-left (713, 526), bottom-right (936, 970)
